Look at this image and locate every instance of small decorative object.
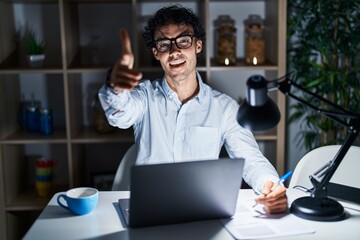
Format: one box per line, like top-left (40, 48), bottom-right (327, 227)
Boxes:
top-left (39, 108), bottom-right (53, 135)
top-left (25, 93), bottom-right (41, 132)
top-left (35, 157), bottom-right (54, 198)
top-left (215, 15), bottom-right (237, 66)
top-left (244, 15), bottom-right (265, 65)
top-left (26, 105), bottom-right (40, 132)
top-left (20, 92), bottom-right (54, 135)
top-left (24, 33), bottom-right (45, 67)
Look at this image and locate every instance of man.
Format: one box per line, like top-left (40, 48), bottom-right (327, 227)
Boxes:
top-left (99, 5), bottom-right (287, 214)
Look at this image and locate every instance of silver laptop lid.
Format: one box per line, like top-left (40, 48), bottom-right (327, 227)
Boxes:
top-left (128, 158), bottom-right (244, 227)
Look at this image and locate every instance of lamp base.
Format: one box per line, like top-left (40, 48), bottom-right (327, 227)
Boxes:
top-left (290, 196), bottom-right (346, 221)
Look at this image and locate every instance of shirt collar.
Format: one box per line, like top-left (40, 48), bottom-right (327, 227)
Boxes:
top-left (160, 72), bottom-right (206, 104)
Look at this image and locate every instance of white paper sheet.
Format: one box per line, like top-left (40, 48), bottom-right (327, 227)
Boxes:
top-left (221, 198), bottom-right (316, 239)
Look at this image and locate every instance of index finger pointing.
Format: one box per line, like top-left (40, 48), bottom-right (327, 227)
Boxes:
top-left (120, 29), bottom-right (132, 55)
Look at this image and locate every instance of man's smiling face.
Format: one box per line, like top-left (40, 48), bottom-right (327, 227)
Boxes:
top-left (152, 23), bottom-right (202, 85)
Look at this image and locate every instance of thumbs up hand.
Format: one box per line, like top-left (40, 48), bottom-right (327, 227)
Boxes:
top-left (108, 29), bottom-right (143, 92)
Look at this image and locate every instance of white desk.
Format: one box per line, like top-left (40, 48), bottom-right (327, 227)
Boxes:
top-left (23, 189), bottom-right (360, 240)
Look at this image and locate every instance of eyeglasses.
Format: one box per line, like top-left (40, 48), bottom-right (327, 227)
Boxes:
top-left (154, 35), bottom-right (196, 53)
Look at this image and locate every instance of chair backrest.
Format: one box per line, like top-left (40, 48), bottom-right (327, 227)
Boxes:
top-left (111, 144), bottom-right (137, 191)
top-left (289, 145), bottom-right (360, 190)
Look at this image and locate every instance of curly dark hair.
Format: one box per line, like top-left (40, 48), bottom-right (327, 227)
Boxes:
top-left (143, 5), bottom-right (206, 49)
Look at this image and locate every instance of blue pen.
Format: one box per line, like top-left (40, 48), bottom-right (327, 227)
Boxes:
top-left (271, 170), bottom-right (293, 191)
top-left (253, 170), bottom-right (293, 207)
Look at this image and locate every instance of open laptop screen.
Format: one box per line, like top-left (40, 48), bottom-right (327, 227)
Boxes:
top-left (119, 158), bottom-right (244, 228)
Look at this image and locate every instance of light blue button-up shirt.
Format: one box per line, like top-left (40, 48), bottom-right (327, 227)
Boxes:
top-left (98, 73), bottom-right (279, 193)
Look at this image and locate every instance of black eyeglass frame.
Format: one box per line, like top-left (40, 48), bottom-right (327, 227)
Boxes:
top-left (153, 34), bottom-right (197, 53)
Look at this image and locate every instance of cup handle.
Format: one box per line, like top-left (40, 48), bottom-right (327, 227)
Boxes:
top-left (57, 194), bottom-right (69, 210)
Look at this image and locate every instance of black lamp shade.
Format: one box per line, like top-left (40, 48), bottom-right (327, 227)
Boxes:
top-left (236, 75), bottom-right (281, 131)
top-left (237, 98), bottom-right (280, 131)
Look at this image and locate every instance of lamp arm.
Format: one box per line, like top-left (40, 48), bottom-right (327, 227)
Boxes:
top-left (276, 76), bottom-right (360, 199)
top-left (284, 91), bottom-right (349, 126)
top-left (309, 126), bottom-right (359, 198)
top-left (277, 79), bottom-right (359, 126)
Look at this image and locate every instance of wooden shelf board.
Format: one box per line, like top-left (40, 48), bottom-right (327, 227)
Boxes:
top-left (210, 58), bottom-right (278, 71)
top-left (0, 68), bottom-right (64, 74)
top-left (0, 52), bottom-right (63, 73)
top-left (71, 127), bottom-right (134, 143)
top-left (66, 67), bottom-right (109, 73)
top-left (7, 0), bottom-right (59, 3)
top-left (254, 128), bottom-right (278, 141)
top-left (0, 128), bottom-right (67, 144)
top-left (5, 185), bottom-right (67, 212)
top-left (66, 0), bottom-right (131, 3)
top-left (6, 196), bottom-right (49, 212)
top-left (0, 127), bottom-right (135, 144)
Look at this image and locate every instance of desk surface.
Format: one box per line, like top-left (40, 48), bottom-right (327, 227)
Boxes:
top-left (23, 189), bottom-right (360, 240)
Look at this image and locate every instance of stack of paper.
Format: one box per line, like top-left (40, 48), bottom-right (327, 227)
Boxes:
top-left (221, 198), bottom-right (315, 239)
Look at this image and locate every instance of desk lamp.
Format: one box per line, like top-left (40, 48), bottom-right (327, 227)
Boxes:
top-left (237, 73), bottom-right (360, 221)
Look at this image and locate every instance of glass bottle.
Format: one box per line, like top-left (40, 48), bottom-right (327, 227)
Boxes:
top-left (215, 15), bottom-right (237, 66)
top-left (244, 15), bottom-right (265, 65)
top-left (26, 106), bottom-right (39, 132)
top-left (25, 93), bottom-right (41, 131)
top-left (39, 108), bottom-right (53, 135)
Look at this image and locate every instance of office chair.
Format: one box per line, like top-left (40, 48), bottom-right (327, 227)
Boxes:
top-left (111, 144), bottom-right (137, 191)
top-left (289, 145), bottom-right (360, 190)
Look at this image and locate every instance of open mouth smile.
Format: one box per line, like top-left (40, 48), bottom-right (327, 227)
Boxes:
top-left (169, 60), bottom-right (186, 68)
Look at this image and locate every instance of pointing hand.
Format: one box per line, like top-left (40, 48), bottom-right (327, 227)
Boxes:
top-left (109, 29), bottom-right (142, 92)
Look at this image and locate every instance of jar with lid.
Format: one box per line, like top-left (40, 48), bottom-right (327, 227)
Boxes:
top-left (244, 15), bottom-right (265, 65)
top-left (215, 15), bottom-right (237, 66)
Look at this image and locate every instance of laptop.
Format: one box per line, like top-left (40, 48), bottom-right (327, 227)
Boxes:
top-left (118, 158), bottom-right (244, 228)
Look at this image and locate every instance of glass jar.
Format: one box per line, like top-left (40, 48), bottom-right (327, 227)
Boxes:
top-left (39, 108), bottom-right (53, 135)
top-left (215, 15), bottom-right (237, 66)
top-left (244, 15), bottom-right (265, 65)
top-left (26, 105), bottom-right (40, 132)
